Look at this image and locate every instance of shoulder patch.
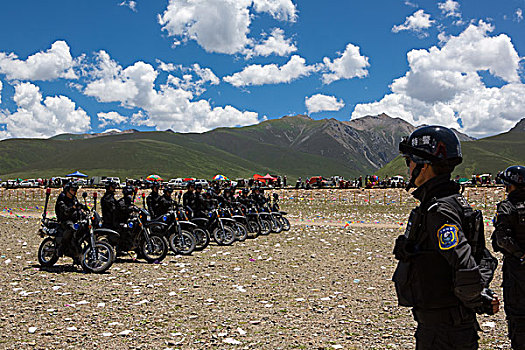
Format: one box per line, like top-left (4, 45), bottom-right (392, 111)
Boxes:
top-left (437, 224), bottom-right (459, 250)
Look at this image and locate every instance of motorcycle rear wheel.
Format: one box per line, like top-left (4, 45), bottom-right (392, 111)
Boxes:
top-left (38, 237), bottom-right (59, 267)
top-left (80, 241), bottom-right (114, 273)
top-left (270, 217), bottom-right (283, 233)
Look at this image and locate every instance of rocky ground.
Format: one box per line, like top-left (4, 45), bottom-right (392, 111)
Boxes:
top-left (0, 187), bottom-right (511, 349)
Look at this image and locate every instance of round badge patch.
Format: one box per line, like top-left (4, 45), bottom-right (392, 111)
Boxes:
top-left (437, 224), bottom-right (459, 250)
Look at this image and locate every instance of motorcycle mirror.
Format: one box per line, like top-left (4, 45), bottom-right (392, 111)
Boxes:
top-left (82, 192), bottom-right (88, 199)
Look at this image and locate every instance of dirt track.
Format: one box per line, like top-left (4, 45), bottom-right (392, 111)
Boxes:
top-left (0, 188), bottom-right (511, 349)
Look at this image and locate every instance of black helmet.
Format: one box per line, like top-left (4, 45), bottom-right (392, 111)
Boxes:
top-left (151, 182), bottom-right (160, 189)
top-left (186, 181), bottom-right (195, 189)
top-left (105, 180), bottom-right (117, 190)
top-left (122, 185), bottom-right (134, 196)
top-left (242, 188), bottom-right (249, 195)
top-left (273, 193), bottom-right (279, 199)
top-left (499, 166), bottom-right (525, 187)
top-left (164, 186), bottom-right (174, 194)
top-left (399, 125), bottom-right (462, 167)
top-left (195, 183), bottom-right (203, 190)
top-left (64, 181), bottom-right (79, 192)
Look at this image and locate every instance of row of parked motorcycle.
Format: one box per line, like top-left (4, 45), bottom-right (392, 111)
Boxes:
top-left (37, 189), bottom-right (291, 273)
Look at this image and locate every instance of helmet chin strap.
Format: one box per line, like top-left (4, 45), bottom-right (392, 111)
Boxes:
top-left (406, 163), bottom-right (424, 192)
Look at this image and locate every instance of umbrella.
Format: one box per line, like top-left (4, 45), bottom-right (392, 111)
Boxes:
top-left (146, 174), bottom-right (163, 181)
top-left (260, 173), bottom-right (277, 180)
top-left (213, 174), bottom-right (229, 181)
top-left (66, 170), bottom-right (88, 178)
top-left (183, 177), bottom-right (195, 182)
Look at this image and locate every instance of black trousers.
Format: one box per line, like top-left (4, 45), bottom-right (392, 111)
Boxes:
top-left (413, 308), bottom-right (479, 350)
top-left (503, 258), bottom-right (525, 349)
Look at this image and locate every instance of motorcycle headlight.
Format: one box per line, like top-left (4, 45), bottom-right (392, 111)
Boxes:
top-left (73, 223), bottom-right (80, 230)
top-left (128, 222), bottom-right (134, 228)
top-left (162, 215), bottom-right (168, 222)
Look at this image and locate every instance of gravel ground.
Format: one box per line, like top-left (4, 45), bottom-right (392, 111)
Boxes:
top-left (0, 188), bottom-right (512, 349)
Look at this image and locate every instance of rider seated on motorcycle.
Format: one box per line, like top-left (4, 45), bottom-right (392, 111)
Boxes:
top-left (190, 183), bottom-right (207, 218)
top-left (155, 186), bottom-right (175, 216)
top-left (117, 185), bottom-right (135, 223)
top-left (249, 187), bottom-right (266, 208)
top-left (101, 180), bottom-right (119, 230)
top-left (146, 182), bottom-right (161, 217)
top-left (271, 192), bottom-right (280, 211)
top-left (54, 181), bottom-right (87, 260)
top-left (238, 188), bottom-right (251, 207)
top-left (183, 182), bottom-right (195, 211)
top-left (221, 187), bottom-right (234, 207)
top-left (204, 189), bottom-right (216, 210)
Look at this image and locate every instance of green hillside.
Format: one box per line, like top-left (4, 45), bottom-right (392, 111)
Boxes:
top-left (377, 126), bottom-right (525, 178)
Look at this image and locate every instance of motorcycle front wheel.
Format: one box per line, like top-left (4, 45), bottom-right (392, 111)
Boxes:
top-left (280, 216), bottom-right (291, 231)
top-left (141, 233), bottom-right (168, 263)
top-left (259, 219), bottom-right (271, 235)
top-left (213, 226), bottom-right (235, 246)
top-left (193, 228), bottom-right (210, 251)
top-left (270, 217), bottom-right (283, 233)
top-left (38, 237), bottom-right (59, 267)
top-left (169, 230), bottom-right (196, 255)
top-left (234, 223), bottom-right (248, 241)
top-left (80, 241), bottom-right (114, 273)
top-left (247, 220), bottom-right (260, 238)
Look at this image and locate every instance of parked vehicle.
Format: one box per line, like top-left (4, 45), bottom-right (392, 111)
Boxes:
top-left (168, 178), bottom-right (185, 189)
top-left (194, 179), bottom-right (209, 188)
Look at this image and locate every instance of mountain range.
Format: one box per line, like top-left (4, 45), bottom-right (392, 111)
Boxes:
top-left (0, 114), bottom-right (522, 181)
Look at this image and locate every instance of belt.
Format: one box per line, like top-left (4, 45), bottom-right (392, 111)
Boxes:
top-left (413, 306), bottom-right (476, 326)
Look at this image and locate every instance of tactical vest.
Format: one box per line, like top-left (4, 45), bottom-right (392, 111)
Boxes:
top-left (393, 194), bottom-right (493, 309)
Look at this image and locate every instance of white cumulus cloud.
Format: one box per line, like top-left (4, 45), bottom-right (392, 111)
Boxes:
top-left (248, 28), bottom-right (297, 58)
top-left (352, 21), bottom-right (524, 138)
top-left (97, 111), bottom-right (128, 128)
top-left (0, 80), bottom-right (3, 104)
top-left (321, 43), bottom-right (370, 84)
top-left (0, 41), bottom-right (78, 81)
top-left (223, 55), bottom-right (318, 87)
top-left (158, 0), bottom-right (296, 55)
top-left (252, 0), bottom-right (297, 21)
top-left (84, 51), bottom-right (259, 132)
top-left (0, 82), bottom-right (90, 139)
top-left (392, 9), bottom-right (435, 36)
top-left (305, 94), bottom-right (345, 114)
top-left (438, 0), bottom-right (461, 18)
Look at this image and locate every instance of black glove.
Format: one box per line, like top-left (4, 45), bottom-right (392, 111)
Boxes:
top-left (393, 235), bottom-right (413, 261)
top-left (475, 288), bottom-right (496, 315)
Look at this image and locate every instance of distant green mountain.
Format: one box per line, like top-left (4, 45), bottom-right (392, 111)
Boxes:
top-left (377, 119), bottom-right (525, 178)
top-left (2, 113), bottom-right (516, 182)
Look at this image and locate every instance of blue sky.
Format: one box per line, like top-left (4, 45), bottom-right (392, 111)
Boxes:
top-left (0, 0), bottom-right (524, 139)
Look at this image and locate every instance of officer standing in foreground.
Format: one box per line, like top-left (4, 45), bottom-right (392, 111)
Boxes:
top-left (492, 165), bottom-right (525, 349)
top-left (392, 125), bottom-right (499, 349)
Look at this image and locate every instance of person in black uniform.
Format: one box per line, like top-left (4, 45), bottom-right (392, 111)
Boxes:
top-left (191, 183), bottom-right (206, 218)
top-left (55, 181), bottom-right (86, 259)
top-left (492, 165), bottom-right (525, 349)
top-left (101, 180), bottom-right (118, 230)
top-left (183, 182), bottom-right (195, 210)
top-left (146, 182), bottom-right (161, 217)
top-left (156, 186), bottom-right (175, 216)
top-left (116, 185), bottom-right (135, 223)
top-left (393, 125), bottom-right (499, 350)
